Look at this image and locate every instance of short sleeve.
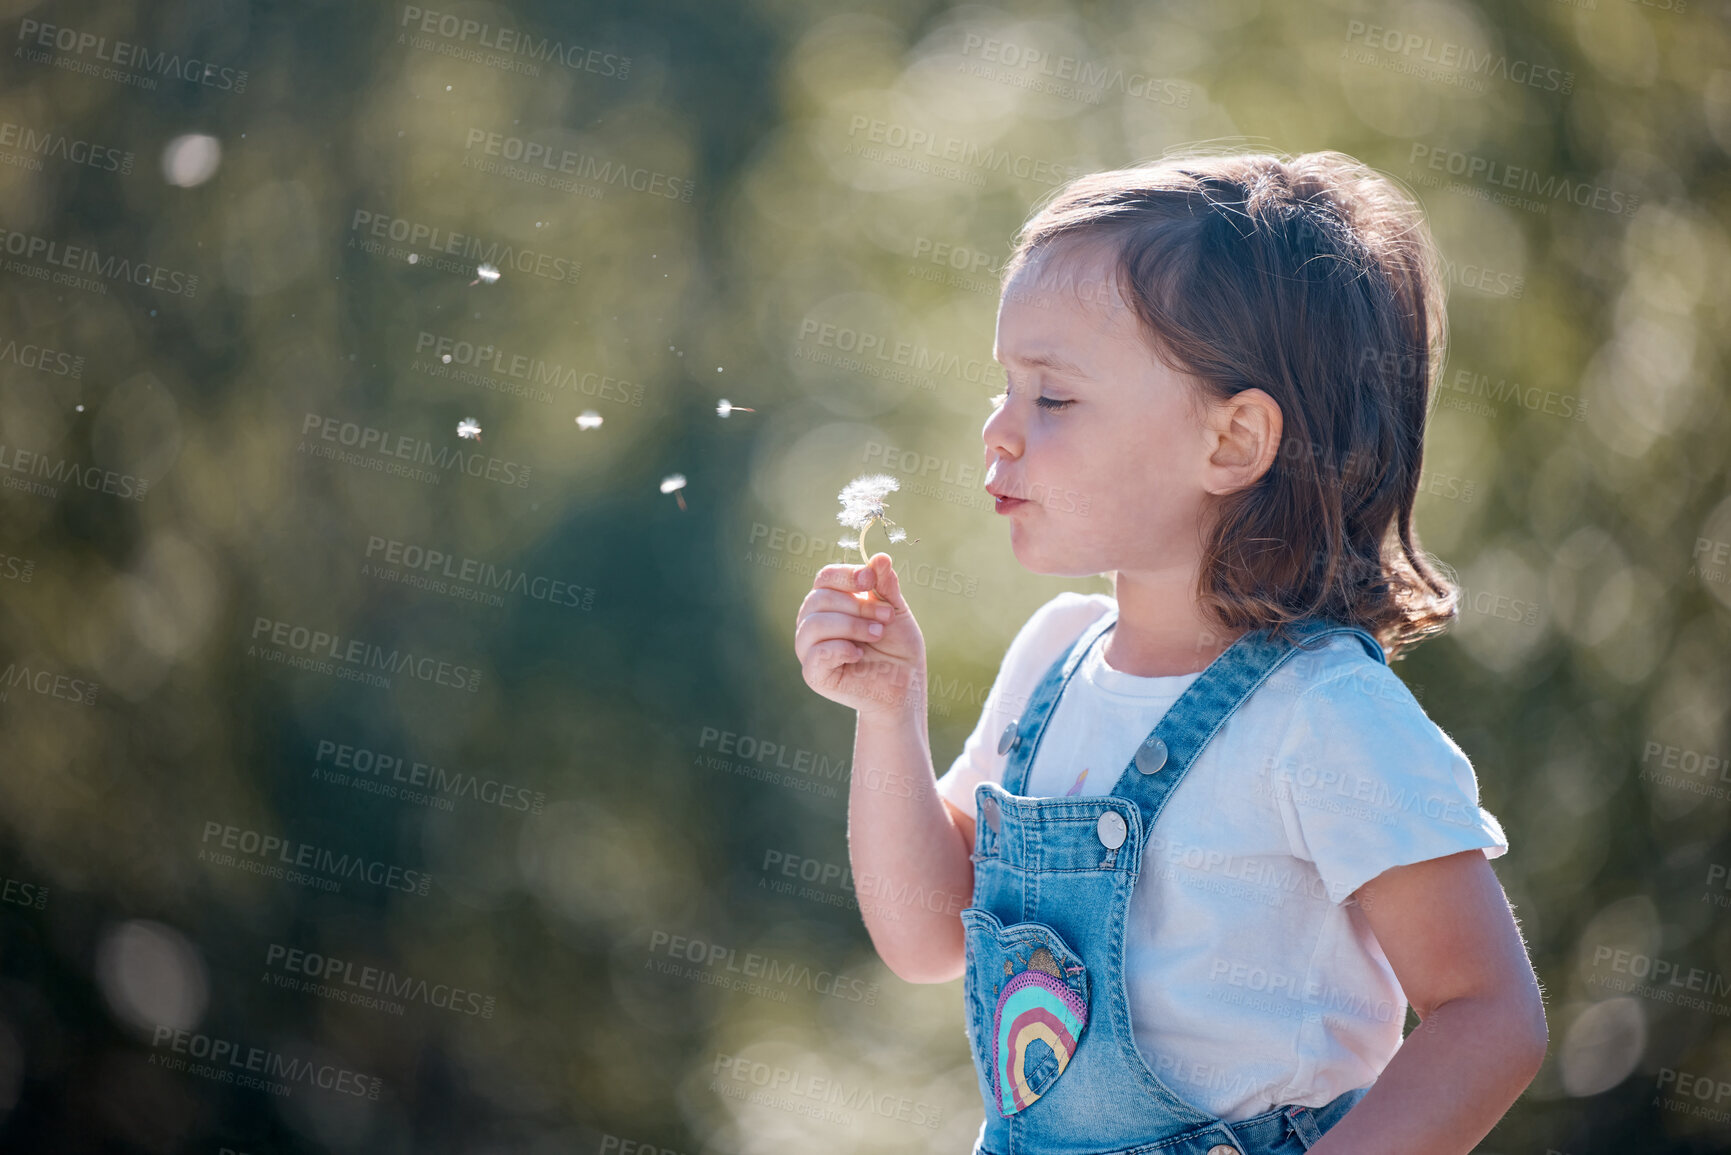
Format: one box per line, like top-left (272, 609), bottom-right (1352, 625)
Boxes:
top-left (934, 591), bottom-right (1112, 815)
top-left (1268, 661), bottom-right (1508, 903)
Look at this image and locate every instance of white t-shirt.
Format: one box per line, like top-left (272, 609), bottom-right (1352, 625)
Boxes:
top-left (937, 591), bottom-right (1509, 1122)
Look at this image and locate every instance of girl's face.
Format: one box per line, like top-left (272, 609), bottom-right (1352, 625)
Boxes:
top-left (982, 240), bottom-right (1221, 579)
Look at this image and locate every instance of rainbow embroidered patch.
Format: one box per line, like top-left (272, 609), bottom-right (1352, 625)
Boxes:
top-left (990, 964), bottom-right (1088, 1115)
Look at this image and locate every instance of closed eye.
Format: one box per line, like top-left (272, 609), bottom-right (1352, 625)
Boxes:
top-left (988, 389), bottom-right (1074, 412)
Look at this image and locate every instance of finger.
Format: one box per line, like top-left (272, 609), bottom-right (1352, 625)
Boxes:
top-left (806, 638), bottom-right (865, 669)
top-left (818, 560), bottom-right (887, 610)
top-left (813, 563), bottom-right (871, 594)
top-left (799, 587), bottom-right (891, 627)
top-left (794, 609), bottom-right (887, 654)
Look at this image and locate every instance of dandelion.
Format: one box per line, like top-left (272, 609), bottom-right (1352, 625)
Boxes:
top-left (660, 472), bottom-right (688, 511)
top-left (716, 398), bottom-right (756, 418)
top-left (468, 262), bottom-right (501, 287)
top-left (576, 411), bottom-right (604, 430)
top-left (837, 473), bottom-right (915, 562)
top-left (456, 417), bottom-right (482, 440)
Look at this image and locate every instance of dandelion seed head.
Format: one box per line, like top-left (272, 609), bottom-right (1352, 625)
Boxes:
top-left (836, 473), bottom-right (900, 529)
top-left (660, 473), bottom-right (687, 494)
top-left (475, 262), bottom-right (501, 285)
top-left (576, 410), bottom-right (604, 430)
top-left (456, 417), bottom-right (482, 439)
top-left (717, 399), bottom-right (734, 417)
top-left (887, 528), bottom-right (907, 543)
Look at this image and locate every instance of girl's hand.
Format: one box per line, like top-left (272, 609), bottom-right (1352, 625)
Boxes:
top-left (794, 552), bottom-right (927, 721)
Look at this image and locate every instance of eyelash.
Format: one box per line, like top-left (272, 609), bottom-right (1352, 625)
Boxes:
top-left (989, 386), bottom-right (1074, 412)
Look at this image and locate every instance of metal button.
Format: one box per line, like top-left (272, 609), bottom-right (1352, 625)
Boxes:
top-left (997, 720), bottom-right (1020, 756)
top-left (1206, 1146), bottom-right (1240, 1155)
top-left (1095, 810), bottom-right (1126, 850)
top-left (1134, 735), bottom-right (1168, 775)
top-left (982, 796), bottom-right (1001, 833)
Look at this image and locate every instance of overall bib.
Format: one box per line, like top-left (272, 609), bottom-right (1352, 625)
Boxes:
top-left (962, 609), bottom-right (1387, 1155)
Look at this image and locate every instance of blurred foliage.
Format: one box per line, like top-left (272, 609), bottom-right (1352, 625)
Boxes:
top-left (0, 0), bottom-right (1727, 1151)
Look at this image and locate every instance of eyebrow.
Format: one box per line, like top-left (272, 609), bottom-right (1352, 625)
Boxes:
top-left (998, 349), bottom-right (1091, 378)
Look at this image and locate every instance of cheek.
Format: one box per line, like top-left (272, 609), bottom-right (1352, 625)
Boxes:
top-left (1085, 419), bottom-right (1163, 486)
top-left (1088, 426), bottom-right (1189, 523)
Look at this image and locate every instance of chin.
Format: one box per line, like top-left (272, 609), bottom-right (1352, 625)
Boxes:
top-left (1009, 535), bottom-right (1097, 579)
top-left (1006, 534), bottom-right (1049, 575)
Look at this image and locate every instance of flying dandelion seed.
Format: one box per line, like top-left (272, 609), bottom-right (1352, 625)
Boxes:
top-left (441, 354), bottom-right (453, 364)
top-left (837, 473), bottom-right (916, 562)
top-left (407, 253), bottom-right (419, 264)
top-left (160, 134), bottom-right (222, 188)
top-left (457, 418), bottom-right (482, 440)
top-left (576, 411), bottom-right (603, 430)
top-left (660, 473), bottom-right (688, 511)
top-left (469, 262), bottom-right (501, 287)
top-left (716, 399), bottom-right (756, 418)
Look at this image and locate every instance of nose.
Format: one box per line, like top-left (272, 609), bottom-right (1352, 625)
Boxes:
top-left (983, 397), bottom-right (1022, 473)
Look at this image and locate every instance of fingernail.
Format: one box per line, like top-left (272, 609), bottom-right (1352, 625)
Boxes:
top-left (868, 622), bottom-right (884, 635)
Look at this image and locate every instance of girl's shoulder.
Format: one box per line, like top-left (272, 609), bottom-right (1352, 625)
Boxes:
top-left (1016, 590), bottom-right (1116, 646)
top-left (1266, 632), bottom-right (1489, 817)
top-left (986, 591), bottom-right (1115, 710)
top-left (1267, 632), bottom-right (1436, 724)
top-left (1262, 635), bottom-right (1508, 899)
top-left (1004, 590), bottom-right (1116, 668)
top-left (1255, 632), bottom-right (1456, 762)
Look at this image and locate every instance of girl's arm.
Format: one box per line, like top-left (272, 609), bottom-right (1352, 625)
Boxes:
top-left (1306, 850), bottom-right (1549, 1155)
top-left (797, 555), bottom-right (975, 985)
top-left (849, 710), bottom-right (975, 983)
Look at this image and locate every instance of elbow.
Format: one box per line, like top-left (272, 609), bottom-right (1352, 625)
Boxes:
top-left (885, 949), bottom-right (965, 986)
top-left (1492, 988), bottom-right (1548, 1086)
top-left (878, 939), bottom-right (966, 986)
top-left (1417, 989), bottom-right (1549, 1084)
top-left (1517, 996), bottom-right (1550, 1081)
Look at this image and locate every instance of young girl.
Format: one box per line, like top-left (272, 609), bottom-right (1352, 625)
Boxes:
top-left (795, 150), bottom-right (1547, 1155)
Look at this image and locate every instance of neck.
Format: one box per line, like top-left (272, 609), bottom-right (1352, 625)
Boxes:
top-left (1105, 567), bottom-right (1245, 677)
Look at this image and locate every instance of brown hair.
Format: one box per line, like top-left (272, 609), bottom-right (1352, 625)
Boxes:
top-left (1001, 147), bottom-right (1458, 662)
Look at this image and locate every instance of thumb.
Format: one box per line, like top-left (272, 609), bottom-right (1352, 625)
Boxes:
top-left (869, 552), bottom-right (911, 612)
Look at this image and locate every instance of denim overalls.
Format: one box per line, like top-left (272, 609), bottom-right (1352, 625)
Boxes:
top-left (962, 608), bottom-right (1387, 1155)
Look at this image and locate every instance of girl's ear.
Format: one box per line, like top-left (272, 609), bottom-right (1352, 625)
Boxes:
top-left (1202, 388), bottom-right (1283, 495)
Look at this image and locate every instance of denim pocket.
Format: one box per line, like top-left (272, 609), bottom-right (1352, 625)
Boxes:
top-left (960, 906), bottom-right (1091, 1118)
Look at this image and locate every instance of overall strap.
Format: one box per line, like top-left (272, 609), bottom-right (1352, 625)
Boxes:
top-left (1107, 614), bottom-right (1386, 834)
top-left (999, 610), bottom-right (1119, 796)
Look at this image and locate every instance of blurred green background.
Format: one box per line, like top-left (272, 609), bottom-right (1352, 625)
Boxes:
top-left (0, 0), bottom-right (1727, 1151)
